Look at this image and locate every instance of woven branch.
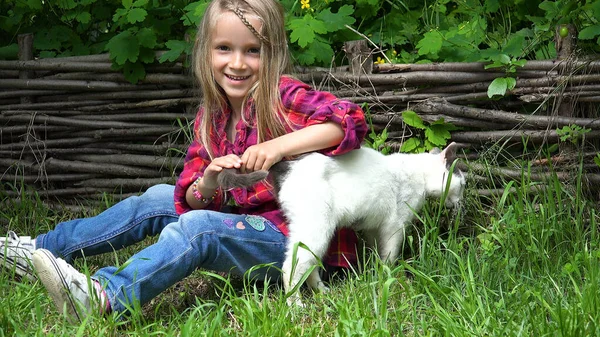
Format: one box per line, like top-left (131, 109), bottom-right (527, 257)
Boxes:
top-left (449, 129), bottom-right (600, 144)
top-left (375, 60), bottom-right (600, 73)
top-left (0, 59), bottom-right (183, 74)
top-left (70, 154), bottom-right (183, 170)
top-left (414, 99), bottom-right (600, 129)
top-left (459, 161), bottom-right (600, 185)
top-left (0, 78), bottom-right (143, 91)
top-left (2, 52), bottom-right (600, 205)
top-left (2, 114), bottom-right (153, 129)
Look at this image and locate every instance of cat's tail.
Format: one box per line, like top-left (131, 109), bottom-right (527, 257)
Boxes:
top-left (217, 168), bottom-right (269, 189)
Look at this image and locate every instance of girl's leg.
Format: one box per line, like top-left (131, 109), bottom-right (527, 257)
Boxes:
top-left (95, 210), bottom-right (286, 313)
top-left (37, 184), bottom-right (179, 263)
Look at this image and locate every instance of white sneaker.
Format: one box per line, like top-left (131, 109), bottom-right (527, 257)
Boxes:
top-left (32, 248), bottom-right (103, 323)
top-left (1, 231), bottom-right (36, 281)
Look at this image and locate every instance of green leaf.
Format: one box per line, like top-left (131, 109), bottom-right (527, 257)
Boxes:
top-left (487, 77), bottom-right (508, 98)
top-left (591, 1), bottom-right (600, 19)
top-left (402, 110), bottom-right (426, 129)
top-left (57, 0), bottom-right (77, 10)
top-left (106, 30), bottom-right (140, 65)
top-left (306, 37), bottom-right (334, 65)
top-left (539, 1), bottom-right (559, 19)
top-left (424, 139), bottom-right (436, 151)
top-left (288, 15), bottom-right (328, 48)
top-left (122, 61), bottom-right (146, 84)
top-left (495, 53), bottom-right (511, 65)
top-left (113, 8), bottom-right (128, 23)
top-left (416, 31), bottom-right (443, 56)
top-left (484, 0), bottom-right (500, 13)
top-left (25, 0), bottom-right (43, 10)
top-left (431, 118), bottom-right (458, 131)
top-left (75, 12), bottom-right (92, 24)
top-left (122, 0), bottom-right (133, 9)
top-left (138, 47), bottom-right (155, 64)
top-left (579, 24), bottom-right (600, 40)
top-left (132, 0), bottom-right (149, 7)
top-left (0, 44), bottom-right (18, 60)
top-left (594, 154), bottom-right (600, 168)
top-left (136, 27), bottom-right (156, 49)
top-left (127, 8), bottom-right (147, 24)
top-left (315, 5), bottom-right (355, 32)
top-left (502, 35), bottom-right (525, 56)
top-left (400, 138), bottom-right (421, 153)
top-left (182, 2), bottom-right (208, 26)
top-left (506, 77), bottom-right (516, 90)
top-left (294, 48), bottom-right (316, 65)
top-left (34, 26), bottom-right (74, 51)
top-left (159, 40), bottom-right (188, 63)
top-left (512, 59), bottom-right (527, 68)
top-left (426, 124), bottom-right (452, 146)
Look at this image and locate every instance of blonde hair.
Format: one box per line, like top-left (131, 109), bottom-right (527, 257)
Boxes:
top-left (193, 0), bottom-right (292, 158)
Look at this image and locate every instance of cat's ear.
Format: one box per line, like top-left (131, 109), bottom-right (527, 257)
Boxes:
top-left (440, 142), bottom-right (460, 166)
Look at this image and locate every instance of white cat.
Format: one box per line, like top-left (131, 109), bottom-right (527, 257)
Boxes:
top-left (218, 142), bottom-right (465, 305)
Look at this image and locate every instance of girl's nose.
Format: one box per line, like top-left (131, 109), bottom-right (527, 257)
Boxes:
top-left (230, 52), bottom-right (246, 69)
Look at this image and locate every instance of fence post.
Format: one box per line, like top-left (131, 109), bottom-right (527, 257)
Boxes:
top-left (555, 24), bottom-right (578, 153)
top-left (343, 39), bottom-right (373, 78)
top-left (18, 33), bottom-right (35, 104)
top-left (555, 24), bottom-right (578, 118)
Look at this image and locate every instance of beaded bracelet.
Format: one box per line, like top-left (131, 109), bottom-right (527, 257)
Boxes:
top-left (191, 177), bottom-right (218, 203)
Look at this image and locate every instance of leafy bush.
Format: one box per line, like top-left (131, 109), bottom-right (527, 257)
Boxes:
top-left (2, 0), bottom-right (599, 83)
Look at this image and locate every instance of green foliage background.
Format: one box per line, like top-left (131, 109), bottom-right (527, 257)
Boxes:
top-left (1, 0), bottom-right (599, 83)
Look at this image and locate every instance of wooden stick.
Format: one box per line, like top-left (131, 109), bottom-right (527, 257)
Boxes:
top-left (0, 78), bottom-right (143, 91)
top-left (0, 173), bottom-right (98, 184)
top-left (449, 129), bottom-right (600, 144)
top-left (79, 177), bottom-right (176, 189)
top-left (0, 89), bottom-right (67, 99)
top-left (41, 157), bottom-right (165, 177)
top-left (0, 59), bottom-right (184, 73)
top-left (414, 99), bottom-right (600, 129)
top-left (374, 60), bottom-right (600, 73)
top-left (2, 113), bottom-right (153, 129)
top-left (458, 161), bottom-right (600, 184)
top-left (42, 72), bottom-right (191, 85)
top-left (69, 154), bottom-right (183, 170)
top-left (0, 124), bottom-right (68, 135)
top-left (0, 137), bottom-right (98, 150)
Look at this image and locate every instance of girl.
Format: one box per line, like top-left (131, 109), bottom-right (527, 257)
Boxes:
top-left (1, 0), bottom-right (366, 322)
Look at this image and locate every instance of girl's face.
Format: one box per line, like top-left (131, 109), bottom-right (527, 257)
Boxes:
top-left (211, 11), bottom-right (262, 111)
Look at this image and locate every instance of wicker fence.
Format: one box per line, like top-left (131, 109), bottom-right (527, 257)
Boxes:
top-left (1, 37), bottom-right (600, 209)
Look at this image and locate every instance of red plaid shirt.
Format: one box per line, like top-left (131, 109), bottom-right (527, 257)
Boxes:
top-left (174, 76), bottom-right (367, 268)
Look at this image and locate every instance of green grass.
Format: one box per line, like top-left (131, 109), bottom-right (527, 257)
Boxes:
top-left (1, 160), bottom-right (600, 336)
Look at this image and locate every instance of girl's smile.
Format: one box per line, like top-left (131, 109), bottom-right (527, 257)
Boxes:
top-left (211, 12), bottom-right (262, 113)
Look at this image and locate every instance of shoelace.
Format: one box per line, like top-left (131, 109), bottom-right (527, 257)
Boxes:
top-left (6, 231), bottom-right (35, 251)
top-left (54, 256), bottom-right (111, 313)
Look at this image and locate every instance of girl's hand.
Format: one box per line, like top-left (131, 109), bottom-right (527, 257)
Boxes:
top-left (203, 154), bottom-right (243, 189)
top-left (241, 141), bottom-right (284, 172)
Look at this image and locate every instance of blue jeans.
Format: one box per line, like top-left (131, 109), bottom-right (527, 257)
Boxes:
top-left (36, 184), bottom-right (287, 313)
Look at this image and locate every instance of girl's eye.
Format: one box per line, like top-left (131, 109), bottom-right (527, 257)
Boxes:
top-left (216, 45), bottom-right (230, 51)
top-left (248, 47), bottom-right (260, 54)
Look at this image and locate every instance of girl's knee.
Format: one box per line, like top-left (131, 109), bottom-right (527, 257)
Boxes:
top-left (166, 211), bottom-right (219, 238)
top-left (142, 184), bottom-right (175, 201)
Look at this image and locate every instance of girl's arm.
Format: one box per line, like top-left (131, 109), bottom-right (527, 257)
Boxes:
top-left (274, 121), bottom-right (345, 155)
top-left (185, 154), bottom-right (242, 209)
top-left (241, 122), bottom-right (344, 172)
top-left (241, 77), bottom-right (368, 172)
